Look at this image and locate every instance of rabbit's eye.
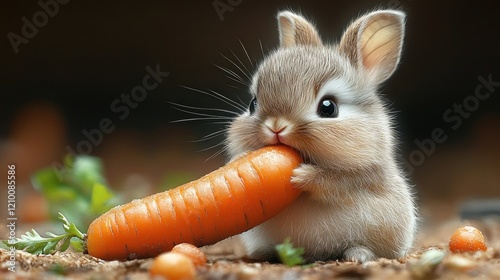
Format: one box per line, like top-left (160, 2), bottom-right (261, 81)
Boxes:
top-left (317, 98), bottom-right (338, 118)
top-left (249, 97), bottom-right (257, 114)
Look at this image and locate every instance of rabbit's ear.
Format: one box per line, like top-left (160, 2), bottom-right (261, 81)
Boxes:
top-left (277, 11), bottom-right (322, 48)
top-left (339, 10), bottom-right (405, 83)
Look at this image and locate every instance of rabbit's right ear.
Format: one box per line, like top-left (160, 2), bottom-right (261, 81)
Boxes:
top-left (339, 10), bottom-right (405, 83)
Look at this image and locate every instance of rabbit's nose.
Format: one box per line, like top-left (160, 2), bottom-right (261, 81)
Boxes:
top-left (263, 118), bottom-right (292, 145)
top-left (265, 118), bottom-right (290, 134)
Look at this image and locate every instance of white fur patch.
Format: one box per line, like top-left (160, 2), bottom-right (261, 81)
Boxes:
top-left (314, 77), bottom-right (361, 120)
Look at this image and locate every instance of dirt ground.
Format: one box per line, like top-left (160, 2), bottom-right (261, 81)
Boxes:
top-left (1, 215), bottom-right (500, 280)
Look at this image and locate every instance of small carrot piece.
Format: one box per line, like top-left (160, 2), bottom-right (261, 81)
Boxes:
top-left (150, 252), bottom-right (196, 280)
top-left (449, 226), bottom-right (487, 253)
top-left (86, 145), bottom-right (302, 260)
top-left (171, 243), bottom-right (207, 267)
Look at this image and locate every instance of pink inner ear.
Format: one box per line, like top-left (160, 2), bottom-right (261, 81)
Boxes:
top-left (359, 17), bottom-right (402, 73)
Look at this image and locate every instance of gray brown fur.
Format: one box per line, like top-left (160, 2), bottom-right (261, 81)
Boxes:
top-left (227, 10), bottom-right (417, 263)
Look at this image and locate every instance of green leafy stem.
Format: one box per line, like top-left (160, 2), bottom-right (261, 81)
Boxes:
top-left (1, 155), bottom-right (116, 255)
top-left (275, 237), bottom-right (305, 266)
top-left (3, 213), bottom-right (86, 254)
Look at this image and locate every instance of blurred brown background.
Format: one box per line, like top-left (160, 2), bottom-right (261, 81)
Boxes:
top-left (1, 0), bottom-right (499, 224)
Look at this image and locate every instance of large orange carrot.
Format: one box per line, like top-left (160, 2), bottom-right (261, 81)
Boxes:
top-left (86, 145), bottom-right (302, 260)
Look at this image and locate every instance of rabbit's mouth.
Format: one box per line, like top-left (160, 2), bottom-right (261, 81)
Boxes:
top-left (269, 143), bottom-right (316, 166)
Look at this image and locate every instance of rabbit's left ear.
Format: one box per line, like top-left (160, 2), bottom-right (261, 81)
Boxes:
top-left (339, 10), bottom-right (405, 83)
top-left (277, 11), bottom-right (322, 48)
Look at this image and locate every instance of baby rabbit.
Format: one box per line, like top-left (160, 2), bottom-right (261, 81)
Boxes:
top-left (227, 10), bottom-right (417, 263)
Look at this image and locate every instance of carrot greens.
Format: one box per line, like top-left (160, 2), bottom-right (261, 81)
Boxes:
top-left (3, 213), bottom-right (85, 254)
top-left (32, 155), bottom-right (119, 230)
top-left (2, 155), bottom-right (115, 255)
